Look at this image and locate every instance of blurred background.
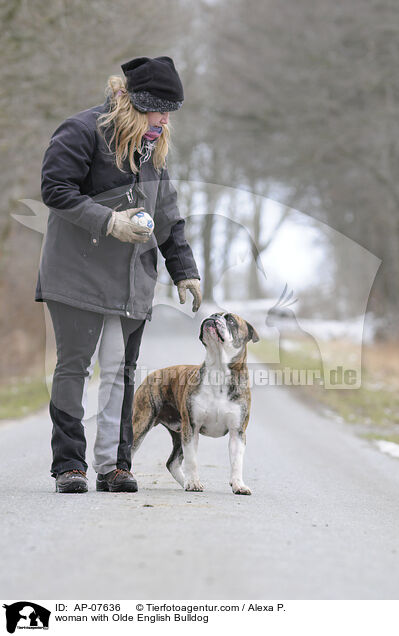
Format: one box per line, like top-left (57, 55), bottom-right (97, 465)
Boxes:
top-left (1, 0), bottom-right (399, 447)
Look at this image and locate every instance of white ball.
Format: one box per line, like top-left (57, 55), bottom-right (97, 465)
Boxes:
top-left (132, 211), bottom-right (154, 234)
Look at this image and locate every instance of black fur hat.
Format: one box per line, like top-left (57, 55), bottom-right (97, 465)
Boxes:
top-left (121, 56), bottom-right (184, 112)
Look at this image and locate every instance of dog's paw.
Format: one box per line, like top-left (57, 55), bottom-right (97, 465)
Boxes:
top-left (184, 479), bottom-right (204, 492)
top-left (231, 482), bottom-right (252, 495)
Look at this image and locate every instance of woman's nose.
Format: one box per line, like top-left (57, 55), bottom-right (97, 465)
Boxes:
top-left (160, 112), bottom-right (169, 124)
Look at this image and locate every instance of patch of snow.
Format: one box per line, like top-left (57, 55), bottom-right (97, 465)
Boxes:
top-left (280, 339), bottom-right (302, 351)
top-left (374, 440), bottom-right (399, 459)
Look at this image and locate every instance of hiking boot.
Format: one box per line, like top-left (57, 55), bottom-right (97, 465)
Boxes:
top-left (96, 468), bottom-right (138, 493)
top-left (55, 469), bottom-right (88, 493)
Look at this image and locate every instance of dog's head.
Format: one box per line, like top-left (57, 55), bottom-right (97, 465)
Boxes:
top-left (199, 312), bottom-right (259, 354)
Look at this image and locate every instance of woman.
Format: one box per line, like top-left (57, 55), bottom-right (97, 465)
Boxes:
top-left (36, 56), bottom-right (202, 493)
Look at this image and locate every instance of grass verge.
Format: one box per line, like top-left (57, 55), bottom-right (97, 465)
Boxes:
top-left (0, 376), bottom-right (50, 420)
top-left (0, 361), bottom-right (100, 421)
top-left (248, 337), bottom-right (399, 445)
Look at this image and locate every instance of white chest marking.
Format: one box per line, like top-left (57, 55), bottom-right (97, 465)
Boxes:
top-left (191, 369), bottom-right (242, 438)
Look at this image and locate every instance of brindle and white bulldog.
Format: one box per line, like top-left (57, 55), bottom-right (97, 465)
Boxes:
top-left (131, 312), bottom-right (259, 495)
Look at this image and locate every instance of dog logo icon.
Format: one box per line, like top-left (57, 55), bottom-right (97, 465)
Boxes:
top-left (2, 602), bottom-right (51, 633)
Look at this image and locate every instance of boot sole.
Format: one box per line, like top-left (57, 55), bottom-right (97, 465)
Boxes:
top-left (96, 480), bottom-right (138, 493)
top-left (56, 481), bottom-right (88, 493)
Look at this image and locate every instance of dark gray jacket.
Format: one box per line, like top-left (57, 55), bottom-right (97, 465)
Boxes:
top-left (35, 98), bottom-right (200, 320)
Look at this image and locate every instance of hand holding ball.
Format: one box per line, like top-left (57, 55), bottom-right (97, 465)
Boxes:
top-left (131, 209), bottom-right (154, 235)
top-left (107, 207), bottom-right (155, 244)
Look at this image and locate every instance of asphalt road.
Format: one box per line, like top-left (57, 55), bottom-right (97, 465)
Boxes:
top-left (1, 309), bottom-right (399, 600)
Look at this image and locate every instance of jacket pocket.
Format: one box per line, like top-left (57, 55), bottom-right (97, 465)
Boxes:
top-left (132, 236), bottom-right (158, 311)
top-left (91, 181), bottom-right (137, 211)
top-left (92, 191), bottom-right (128, 211)
top-left (139, 243), bottom-right (158, 281)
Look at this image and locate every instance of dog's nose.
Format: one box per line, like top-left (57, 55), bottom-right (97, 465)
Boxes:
top-left (202, 315), bottom-right (221, 328)
top-left (201, 318), bottom-right (214, 329)
top-left (209, 313), bottom-right (223, 323)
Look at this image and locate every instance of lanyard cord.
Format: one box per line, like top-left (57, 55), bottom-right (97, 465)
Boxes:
top-left (138, 139), bottom-right (157, 168)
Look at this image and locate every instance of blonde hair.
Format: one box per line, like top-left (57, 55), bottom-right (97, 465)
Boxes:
top-left (96, 75), bottom-right (170, 174)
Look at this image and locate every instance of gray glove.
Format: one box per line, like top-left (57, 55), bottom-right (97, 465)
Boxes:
top-left (106, 207), bottom-right (151, 243)
top-left (177, 278), bottom-right (202, 312)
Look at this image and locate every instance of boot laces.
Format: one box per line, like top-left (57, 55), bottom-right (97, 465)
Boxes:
top-left (112, 468), bottom-right (131, 480)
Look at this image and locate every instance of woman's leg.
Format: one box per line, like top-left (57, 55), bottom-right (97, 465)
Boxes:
top-left (93, 316), bottom-right (146, 475)
top-left (119, 317), bottom-right (146, 471)
top-left (92, 315), bottom-right (126, 475)
top-left (46, 300), bottom-right (104, 477)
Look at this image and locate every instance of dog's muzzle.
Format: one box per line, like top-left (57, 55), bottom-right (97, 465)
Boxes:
top-left (199, 315), bottom-right (225, 345)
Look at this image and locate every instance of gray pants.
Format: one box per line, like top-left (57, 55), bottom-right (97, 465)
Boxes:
top-left (85, 314), bottom-right (145, 475)
top-left (47, 300), bottom-right (145, 477)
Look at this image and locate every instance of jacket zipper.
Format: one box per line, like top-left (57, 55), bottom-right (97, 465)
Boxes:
top-left (126, 173), bottom-right (145, 316)
top-left (94, 174), bottom-right (137, 206)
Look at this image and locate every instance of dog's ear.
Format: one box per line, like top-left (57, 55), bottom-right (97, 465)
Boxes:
top-left (246, 320), bottom-right (259, 343)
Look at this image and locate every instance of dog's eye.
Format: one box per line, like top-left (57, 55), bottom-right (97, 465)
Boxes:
top-left (225, 314), bottom-right (234, 324)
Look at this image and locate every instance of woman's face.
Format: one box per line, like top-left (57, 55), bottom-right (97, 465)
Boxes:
top-left (147, 111), bottom-right (170, 126)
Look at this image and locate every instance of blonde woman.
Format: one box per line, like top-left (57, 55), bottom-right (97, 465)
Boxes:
top-left (36, 56), bottom-right (202, 493)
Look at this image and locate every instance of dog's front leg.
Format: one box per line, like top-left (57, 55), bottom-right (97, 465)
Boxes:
top-left (229, 430), bottom-right (251, 495)
top-left (182, 417), bottom-right (204, 492)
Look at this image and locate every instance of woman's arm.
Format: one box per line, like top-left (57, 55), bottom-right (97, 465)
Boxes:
top-left (41, 117), bottom-right (113, 246)
top-left (154, 166), bottom-right (200, 284)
